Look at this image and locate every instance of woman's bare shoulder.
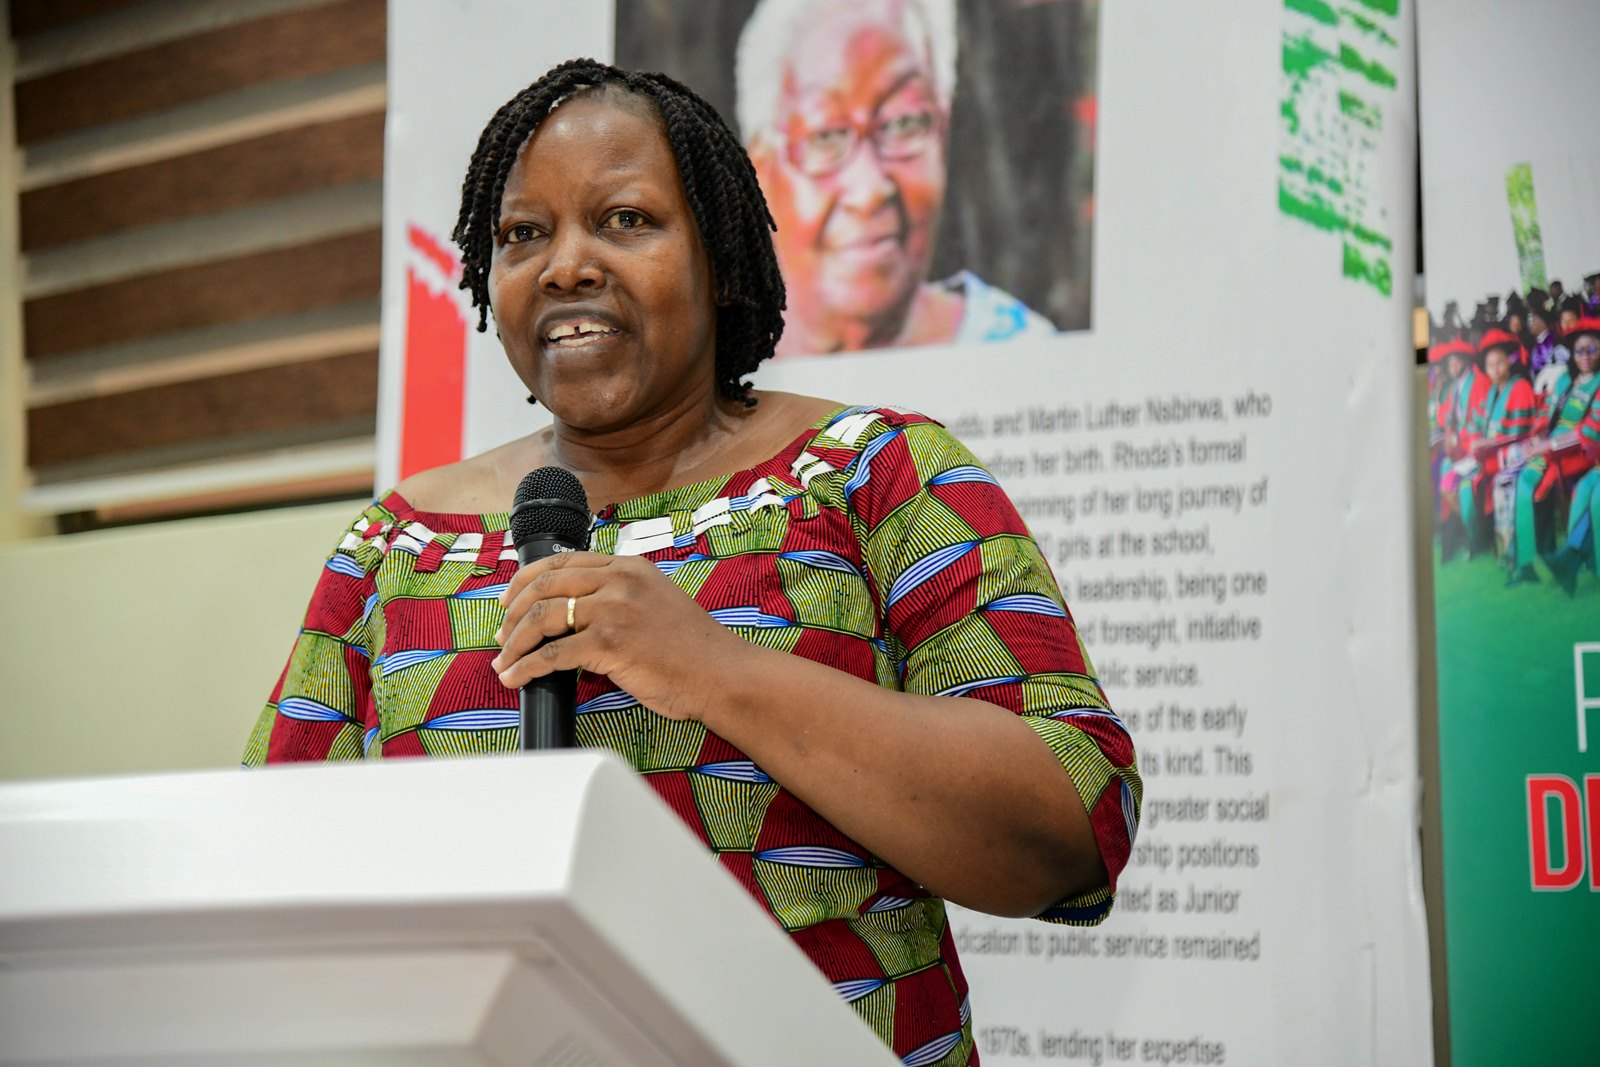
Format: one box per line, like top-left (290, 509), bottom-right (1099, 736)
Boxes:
top-left (393, 433), bottom-right (549, 515)
top-left (754, 390), bottom-right (850, 429)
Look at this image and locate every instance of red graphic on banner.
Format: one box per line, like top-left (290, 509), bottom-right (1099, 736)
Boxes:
top-left (1527, 774), bottom-right (1587, 891)
top-left (1588, 775), bottom-right (1600, 892)
top-left (400, 223), bottom-right (468, 479)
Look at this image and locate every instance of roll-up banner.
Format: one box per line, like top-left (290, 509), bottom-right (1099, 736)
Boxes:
top-left (380, 2), bottom-right (1432, 1063)
top-left (1416, 1), bottom-right (1600, 1064)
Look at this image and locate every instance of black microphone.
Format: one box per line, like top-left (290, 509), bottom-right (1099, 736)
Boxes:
top-left (509, 466), bottom-right (591, 750)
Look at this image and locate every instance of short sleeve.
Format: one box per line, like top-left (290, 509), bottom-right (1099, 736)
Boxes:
top-left (839, 412), bottom-right (1142, 925)
top-left (242, 498), bottom-right (391, 766)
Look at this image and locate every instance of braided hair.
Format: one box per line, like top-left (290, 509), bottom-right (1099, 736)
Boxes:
top-left (452, 58), bottom-right (786, 406)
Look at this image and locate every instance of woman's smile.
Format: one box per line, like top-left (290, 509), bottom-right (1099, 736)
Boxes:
top-left (540, 314), bottom-right (626, 354)
top-left (544, 319), bottom-right (621, 347)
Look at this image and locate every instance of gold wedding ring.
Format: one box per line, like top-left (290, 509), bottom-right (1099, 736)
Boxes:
top-left (566, 596), bottom-right (577, 631)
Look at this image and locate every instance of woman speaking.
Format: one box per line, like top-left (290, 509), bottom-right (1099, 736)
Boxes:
top-left (247, 59), bottom-right (1139, 1066)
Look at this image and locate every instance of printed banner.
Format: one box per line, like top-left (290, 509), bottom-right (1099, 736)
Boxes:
top-left (381, 2), bottom-right (1432, 1063)
top-left (1416, 0), bottom-right (1600, 1063)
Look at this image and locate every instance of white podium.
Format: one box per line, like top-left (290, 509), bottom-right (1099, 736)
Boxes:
top-left (0, 752), bottom-right (897, 1066)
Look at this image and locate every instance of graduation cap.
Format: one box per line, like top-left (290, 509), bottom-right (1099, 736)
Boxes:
top-left (1476, 326), bottom-right (1521, 354)
top-left (1566, 316), bottom-right (1600, 345)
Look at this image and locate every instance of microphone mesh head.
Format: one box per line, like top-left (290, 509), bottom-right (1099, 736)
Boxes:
top-left (511, 467), bottom-right (591, 549)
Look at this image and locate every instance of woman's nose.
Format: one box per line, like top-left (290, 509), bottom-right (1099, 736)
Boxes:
top-left (831, 138), bottom-right (899, 213)
top-left (539, 228), bottom-right (604, 292)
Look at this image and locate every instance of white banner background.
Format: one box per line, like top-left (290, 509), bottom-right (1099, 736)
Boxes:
top-left (380, 2), bottom-right (1433, 1063)
top-left (1416, 0), bottom-right (1600, 320)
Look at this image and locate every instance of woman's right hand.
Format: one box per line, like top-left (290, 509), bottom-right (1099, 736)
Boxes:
top-left (490, 550), bottom-right (754, 723)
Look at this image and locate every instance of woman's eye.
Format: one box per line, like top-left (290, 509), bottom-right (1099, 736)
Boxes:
top-left (504, 223), bottom-right (538, 243)
top-left (805, 127), bottom-right (852, 153)
top-left (882, 111), bottom-right (931, 137)
top-left (604, 210), bottom-right (645, 230)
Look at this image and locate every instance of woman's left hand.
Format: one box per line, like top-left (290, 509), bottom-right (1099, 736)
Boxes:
top-left (491, 552), bottom-right (744, 721)
top-left (493, 554), bottom-right (1107, 918)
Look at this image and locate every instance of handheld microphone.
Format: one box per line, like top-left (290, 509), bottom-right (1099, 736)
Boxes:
top-left (509, 466), bottom-right (591, 750)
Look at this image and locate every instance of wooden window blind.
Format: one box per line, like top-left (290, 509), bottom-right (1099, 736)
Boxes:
top-left (6, 0), bottom-right (386, 530)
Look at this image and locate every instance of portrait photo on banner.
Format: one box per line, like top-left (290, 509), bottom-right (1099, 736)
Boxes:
top-left (614, 0), bottom-right (1098, 359)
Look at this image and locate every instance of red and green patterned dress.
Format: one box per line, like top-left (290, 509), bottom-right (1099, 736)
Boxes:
top-left (1560, 403), bottom-right (1600, 570)
top-left (1446, 375), bottom-right (1538, 534)
top-left (1511, 373), bottom-right (1600, 570)
top-left (247, 406), bottom-right (1141, 1066)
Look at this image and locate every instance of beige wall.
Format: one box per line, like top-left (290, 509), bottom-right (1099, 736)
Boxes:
top-left (0, 498), bottom-right (366, 782)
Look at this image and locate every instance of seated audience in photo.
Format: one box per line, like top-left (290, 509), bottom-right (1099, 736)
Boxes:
top-left (1436, 338), bottom-right (1488, 466)
top-left (1540, 318), bottom-right (1600, 594)
top-left (1525, 294), bottom-right (1570, 393)
top-left (1558, 294), bottom-right (1585, 335)
top-left (1503, 291), bottom-right (1529, 359)
top-left (1427, 337), bottom-right (1471, 503)
top-left (1439, 331), bottom-right (1537, 561)
top-left (1427, 339), bottom-right (1454, 493)
top-left (1548, 278), bottom-right (1568, 309)
top-left (1505, 316), bottom-right (1600, 585)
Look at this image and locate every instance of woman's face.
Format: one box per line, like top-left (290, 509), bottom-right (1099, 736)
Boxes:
top-left (1573, 334), bottom-right (1600, 376)
top-left (1447, 352), bottom-right (1469, 379)
top-left (750, 4), bottom-right (947, 348)
top-left (1530, 311), bottom-right (1551, 336)
top-left (1484, 348), bottom-right (1509, 384)
top-left (1560, 308), bottom-right (1579, 333)
top-left (489, 93), bottom-right (718, 431)
top-left (1507, 312), bottom-right (1524, 335)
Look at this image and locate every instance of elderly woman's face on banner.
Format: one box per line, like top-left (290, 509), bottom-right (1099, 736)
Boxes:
top-left (751, 3), bottom-right (947, 349)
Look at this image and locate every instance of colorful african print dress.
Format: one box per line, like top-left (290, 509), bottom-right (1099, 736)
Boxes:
top-left (247, 405), bottom-right (1141, 1067)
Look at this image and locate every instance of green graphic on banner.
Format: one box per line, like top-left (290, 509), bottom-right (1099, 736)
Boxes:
top-left (1278, 0), bottom-right (1400, 295)
top-left (1504, 163), bottom-right (1548, 292)
top-left (1430, 555), bottom-right (1600, 1065)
